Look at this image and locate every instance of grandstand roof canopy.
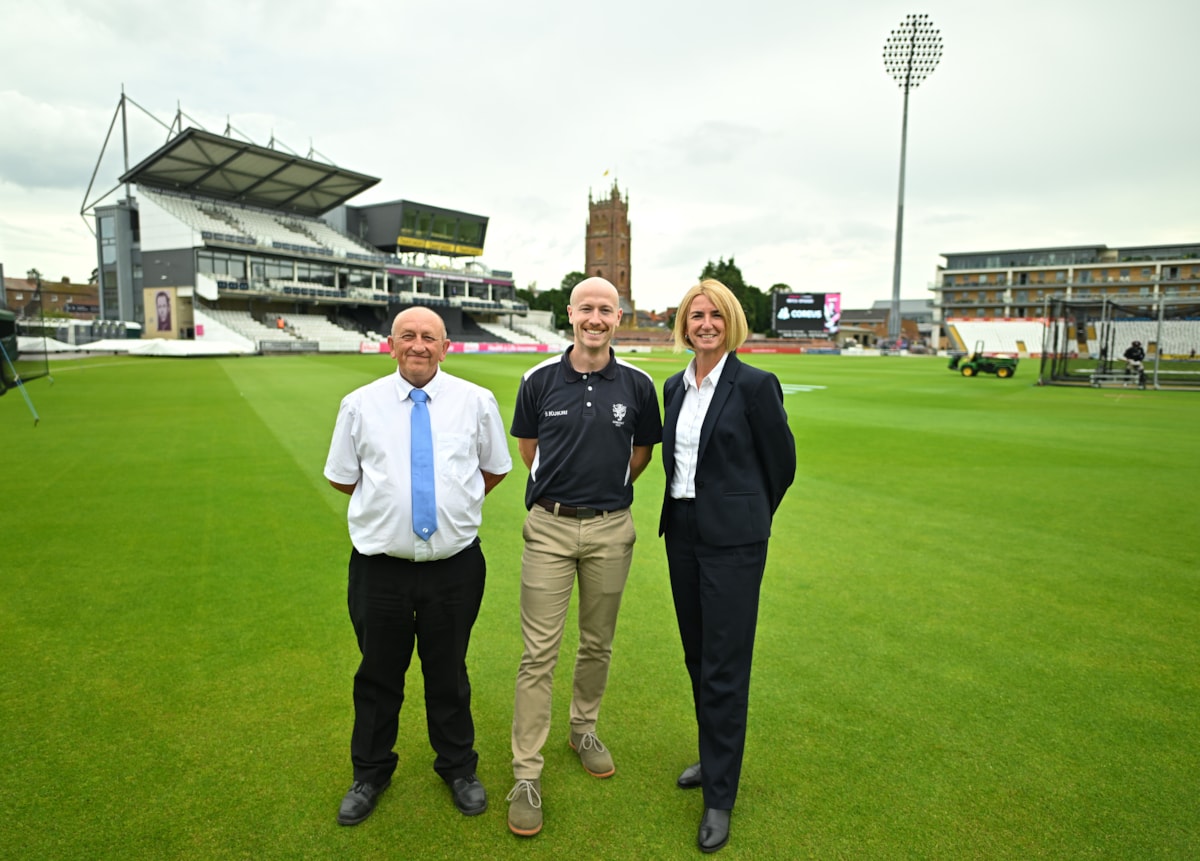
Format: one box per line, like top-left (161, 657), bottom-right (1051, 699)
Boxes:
top-left (120, 127), bottom-right (380, 217)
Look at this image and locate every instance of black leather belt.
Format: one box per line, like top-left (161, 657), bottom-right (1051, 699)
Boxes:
top-left (535, 497), bottom-right (618, 519)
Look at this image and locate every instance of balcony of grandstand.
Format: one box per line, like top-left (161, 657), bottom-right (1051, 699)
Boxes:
top-left (139, 190), bottom-right (389, 266)
top-left (272, 280), bottom-right (349, 301)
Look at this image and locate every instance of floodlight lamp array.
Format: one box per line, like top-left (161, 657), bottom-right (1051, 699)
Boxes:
top-left (882, 13), bottom-right (942, 91)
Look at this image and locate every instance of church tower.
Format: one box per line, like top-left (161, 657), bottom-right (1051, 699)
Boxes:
top-left (585, 179), bottom-right (634, 326)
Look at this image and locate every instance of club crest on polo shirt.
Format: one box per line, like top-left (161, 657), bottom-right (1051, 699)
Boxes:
top-left (612, 403), bottom-right (627, 426)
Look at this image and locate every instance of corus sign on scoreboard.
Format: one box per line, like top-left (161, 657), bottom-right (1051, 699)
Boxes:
top-left (773, 292), bottom-right (841, 337)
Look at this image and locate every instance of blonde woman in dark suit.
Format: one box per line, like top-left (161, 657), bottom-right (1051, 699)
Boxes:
top-left (658, 279), bottom-right (796, 854)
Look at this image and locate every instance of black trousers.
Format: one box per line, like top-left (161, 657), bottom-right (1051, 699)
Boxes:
top-left (347, 541), bottom-right (485, 785)
top-left (664, 499), bottom-right (768, 810)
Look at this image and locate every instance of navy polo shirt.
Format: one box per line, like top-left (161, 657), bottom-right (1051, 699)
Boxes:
top-left (511, 347), bottom-right (662, 511)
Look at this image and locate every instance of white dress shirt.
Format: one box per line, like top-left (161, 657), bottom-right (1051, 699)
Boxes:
top-left (324, 368), bottom-right (512, 561)
top-left (670, 352), bottom-right (729, 500)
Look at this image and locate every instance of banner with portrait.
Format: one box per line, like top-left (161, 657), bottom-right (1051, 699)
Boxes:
top-left (144, 287), bottom-right (177, 339)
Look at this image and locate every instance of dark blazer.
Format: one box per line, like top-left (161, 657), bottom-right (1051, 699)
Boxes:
top-left (658, 352), bottom-right (796, 545)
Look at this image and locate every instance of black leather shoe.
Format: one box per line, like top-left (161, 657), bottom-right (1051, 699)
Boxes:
top-left (677, 762), bottom-right (702, 789)
top-left (698, 807), bottom-right (730, 854)
top-left (450, 773), bottom-right (488, 816)
top-left (337, 779), bottom-right (390, 826)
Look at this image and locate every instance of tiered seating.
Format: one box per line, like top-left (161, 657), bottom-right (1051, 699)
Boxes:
top-left (146, 189), bottom-right (378, 259)
top-left (140, 188), bottom-right (252, 242)
top-left (1109, 319), bottom-right (1200, 357)
top-left (337, 309), bottom-right (390, 341)
top-left (950, 318), bottom-right (1200, 359)
top-left (224, 208), bottom-right (328, 255)
top-left (1179, 320), bottom-right (1200, 357)
top-left (192, 307), bottom-right (257, 351)
top-left (510, 321), bottom-right (571, 349)
top-left (202, 308), bottom-right (290, 343)
top-left (947, 320), bottom-right (1046, 354)
top-left (474, 322), bottom-right (527, 343)
top-left (456, 315), bottom-right (497, 342)
top-left (1108, 321), bottom-right (1159, 354)
top-left (284, 313), bottom-right (369, 352)
top-left (293, 219), bottom-right (382, 257)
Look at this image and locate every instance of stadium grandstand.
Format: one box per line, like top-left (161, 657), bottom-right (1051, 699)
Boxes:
top-left (934, 242), bottom-right (1200, 389)
top-left (78, 94), bottom-right (567, 356)
top-left (940, 299), bottom-right (1200, 390)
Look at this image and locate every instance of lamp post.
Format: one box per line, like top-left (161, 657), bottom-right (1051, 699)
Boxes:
top-left (883, 13), bottom-right (942, 343)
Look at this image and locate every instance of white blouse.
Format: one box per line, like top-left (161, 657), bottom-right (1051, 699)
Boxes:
top-left (669, 352), bottom-right (729, 500)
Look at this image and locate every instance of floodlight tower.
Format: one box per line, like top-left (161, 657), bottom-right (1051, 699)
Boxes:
top-left (883, 13), bottom-right (942, 342)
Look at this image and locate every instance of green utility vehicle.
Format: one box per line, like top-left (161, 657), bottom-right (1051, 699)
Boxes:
top-left (948, 341), bottom-right (1018, 378)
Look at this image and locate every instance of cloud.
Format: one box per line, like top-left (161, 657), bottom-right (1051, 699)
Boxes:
top-left (0, 92), bottom-right (116, 191)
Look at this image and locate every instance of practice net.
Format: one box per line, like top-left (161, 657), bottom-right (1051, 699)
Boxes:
top-left (1038, 296), bottom-right (1200, 389)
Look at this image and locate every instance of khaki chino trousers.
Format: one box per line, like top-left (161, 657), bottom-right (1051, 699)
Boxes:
top-left (512, 506), bottom-right (635, 778)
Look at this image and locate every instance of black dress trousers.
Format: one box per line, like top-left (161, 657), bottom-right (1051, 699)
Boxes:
top-left (347, 541), bottom-right (485, 785)
top-left (665, 498), bottom-right (767, 811)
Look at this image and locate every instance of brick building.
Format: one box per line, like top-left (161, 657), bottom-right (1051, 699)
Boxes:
top-left (2, 275), bottom-right (99, 320)
top-left (933, 243), bottom-right (1200, 346)
top-left (585, 179), bottom-right (634, 326)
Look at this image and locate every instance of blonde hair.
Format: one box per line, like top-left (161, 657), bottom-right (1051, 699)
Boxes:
top-left (672, 279), bottom-right (748, 353)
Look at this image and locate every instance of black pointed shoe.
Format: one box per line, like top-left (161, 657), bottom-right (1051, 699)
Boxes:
top-left (450, 773), bottom-right (488, 816)
top-left (698, 807), bottom-right (730, 854)
top-left (337, 779), bottom-right (390, 826)
top-left (677, 762), bottom-right (702, 789)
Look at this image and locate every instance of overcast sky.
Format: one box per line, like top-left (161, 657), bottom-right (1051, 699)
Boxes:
top-left (2, 0), bottom-right (1197, 313)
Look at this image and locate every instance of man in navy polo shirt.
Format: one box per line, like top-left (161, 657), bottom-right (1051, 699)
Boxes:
top-left (505, 277), bottom-right (662, 838)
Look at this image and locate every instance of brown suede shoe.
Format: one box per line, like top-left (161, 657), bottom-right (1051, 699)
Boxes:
top-left (506, 778), bottom-right (542, 837)
top-left (569, 731), bottom-right (615, 778)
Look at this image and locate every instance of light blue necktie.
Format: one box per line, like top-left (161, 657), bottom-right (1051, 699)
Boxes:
top-left (410, 388), bottom-right (438, 541)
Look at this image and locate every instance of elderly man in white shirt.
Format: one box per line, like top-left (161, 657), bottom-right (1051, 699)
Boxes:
top-left (324, 306), bottom-right (511, 827)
